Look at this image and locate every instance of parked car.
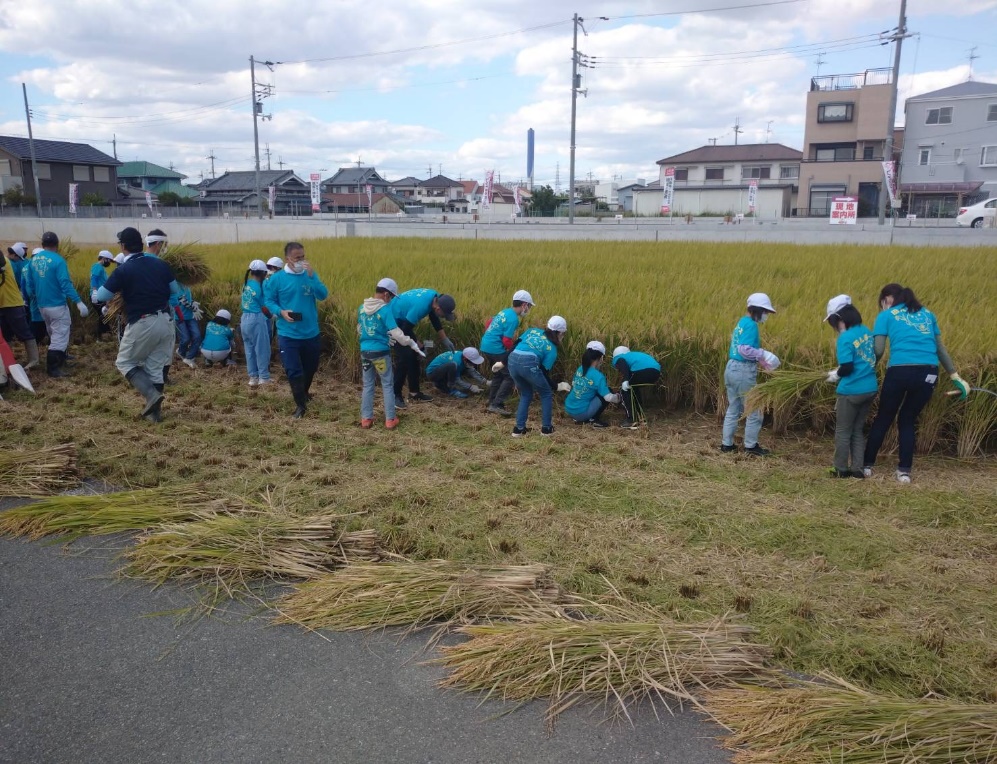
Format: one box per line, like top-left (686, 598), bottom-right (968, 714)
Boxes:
top-left (955, 198), bottom-right (997, 228)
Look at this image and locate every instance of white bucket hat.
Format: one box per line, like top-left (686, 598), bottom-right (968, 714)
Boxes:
top-left (747, 292), bottom-right (776, 313)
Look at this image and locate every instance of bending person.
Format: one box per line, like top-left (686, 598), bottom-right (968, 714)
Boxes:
top-left (565, 341), bottom-right (619, 428)
top-left (507, 315), bottom-right (568, 438)
top-left (611, 346), bottom-right (661, 429)
top-left (481, 289), bottom-right (533, 416)
top-left (391, 288), bottom-right (457, 406)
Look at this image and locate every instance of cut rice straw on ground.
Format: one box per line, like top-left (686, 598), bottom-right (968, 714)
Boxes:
top-left (435, 606), bottom-right (776, 727)
top-left (707, 675), bottom-right (997, 764)
top-left (0, 484), bottom-right (216, 540)
top-left (0, 443), bottom-right (79, 498)
top-left (274, 560), bottom-right (563, 633)
top-left (123, 511), bottom-right (381, 595)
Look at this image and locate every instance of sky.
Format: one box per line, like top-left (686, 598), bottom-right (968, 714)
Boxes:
top-left (1, 0), bottom-right (996, 189)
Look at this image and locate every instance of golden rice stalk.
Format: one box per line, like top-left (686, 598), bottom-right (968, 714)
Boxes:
top-left (0, 484), bottom-right (216, 540)
top-left (436, 608), bottom-right (775, 726)
top-left (101, 293), bottom-right (124, 325)
top-left (161, 241), bottom-right (212, 285)
top-left (275, 560), bottom-right (563, 632)
top-left (0, 444), bottom-right (79, 497)
top-left (957, 370), bottom-right (997, 458)
top-left (745, 368), bottom-right (834, 428)
top-left (123, 511), bottom-right (381, 592)
top-left (707, 678), bottom-right (997, 764)
top-left (59, 237), bottom-right (80, 261)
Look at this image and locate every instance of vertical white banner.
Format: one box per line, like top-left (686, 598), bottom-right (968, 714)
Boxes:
top-left (747, 179), bottom-right (758, 212)
top-left (482, 170), bottom-right (494, 211)
top-left (268, 184), bottom-right (276, 214)
top-left (68, 183), bottom-right (78, 214)
top-left (881, 161), bottom-right (900, 209)
top-left (145, 191), bottom-right (153, 210)
top-left (309, 173), bottom-right (322, 212)
top-left (513, 186), bottom-right (522, 215)
top-left (660, 167), bottom-right (675, 214)
top-left (365, 183), bottom-right (373, 208)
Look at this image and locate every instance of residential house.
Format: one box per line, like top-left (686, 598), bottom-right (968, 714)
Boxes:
top-left (388, 176), bottom-right (422, 198)
top-left (594, 179), bottom-right (646, 209)
top-left (197, 170), bottom-right (310, 215)
top-left (0, 135), bottom-right (120, 206)
top-left (117, 161), bottom-right (185, 192)
top-left (416, 174), bottom-right (465, 211)
top-left (460, 180), bottom-right (480, 207)
top-left (321, 166), bottom-right (390, 195)
top-left (799, 68), bottom-right (894, 216)
top-left (479, 183), bottom-right (524, 217)
top-left (617, 182), bottom-right (646, 213)
top-left (322, 190), bottom-right (422, 214)
top-left (899, 80), bottom-right (997, 216)
top-left (647, 143), bottom-right (802, 217)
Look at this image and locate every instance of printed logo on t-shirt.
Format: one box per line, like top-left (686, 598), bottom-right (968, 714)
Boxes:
top-left (890, 308), bottom-right (933, 335)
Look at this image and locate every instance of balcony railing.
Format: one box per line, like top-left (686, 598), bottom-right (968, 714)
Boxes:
top-left (673, 177), bottom-right (797, 187)
top-left (810, 68), bottom-right (892, 92)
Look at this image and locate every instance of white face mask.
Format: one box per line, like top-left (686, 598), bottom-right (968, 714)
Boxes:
top-left (289, 261), bottom-right (305, 274)
top-left (760, 313), bottom-right (768, 323)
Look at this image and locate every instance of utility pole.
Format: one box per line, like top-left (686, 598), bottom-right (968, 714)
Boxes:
top-left (112, 134), bottom-right (118, 160)
top-left (878, 0), bottom-right (908, 225)
top-left (732, 117), bottom-right (743, 146)
top-left (249, 55), bottom-right (275, 219)
top-left (206, 149), bottom-right (216, 179)
top-left (569, 13), bottom-right (580, 223)
top-left (21, 83), bottom-right (43, 219)
top-left (555, 161), bottom-right (560, 194)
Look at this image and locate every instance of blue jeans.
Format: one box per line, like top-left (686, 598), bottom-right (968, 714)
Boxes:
top-left (568, 396), bottom-right (605, 423)
top-left (176, 318), bottom-right (201, 360)
top-left (361, 351), bottom-right (395, 421)
top-left (508, 351), bottom-right (552, 429)
top-left (241, 312), bottom-right (271, 381)
top-left (722, 359), bottom-right (763, 447)
top-left (278, 334), bottom-right (321, 384)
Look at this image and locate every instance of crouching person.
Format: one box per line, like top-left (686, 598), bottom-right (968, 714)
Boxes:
top-left (94, 227), bottom-right (179, 422)
top-left (357, 277), bottom-right (424, 429)
top-left (565, 341), bottom-right (620, 427)
top-left (201, 309), bottom-right (235, 366)
top-left (427, 347), bottom-right (487, 398)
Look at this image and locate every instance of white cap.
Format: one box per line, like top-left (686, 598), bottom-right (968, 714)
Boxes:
top-left (113, 253), bottom-right (126, 264)
top-left (97, 250), bottom-right (114, 260)
top-left (462, 347), bottom-right (485, 365)
top-left (215, 309), bottom-right (232, 321)
top-left (31, 248), bottom-right (44, 256)
top-left (612, 345), bottom-right (630, 359)
top-left (747, 292), bottom-right (776, 313)
top-left (512, 289), bottom-right (534, 305)
top-left (586, 340), bottom-right (606, 355)
top-left (547, 315), bottom-right (567, 333)
top-left (266, 256), bottom-right (284, 268)
top-left (7, 242), bottom-right (27, 257)
top-left (376, 277), bottom-right (399, 296)
top-left (249, 259), bottom-right (268, 271)
top-left (824, 294), bottom-right (851, 321)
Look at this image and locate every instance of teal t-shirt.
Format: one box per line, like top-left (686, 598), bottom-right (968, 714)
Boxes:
top-left (565, 365), bottom-right (611, 417)
top-left (90, 262), bottom-right (109, 292)
top-left (835, 325), bottom-right (878, 396)
top-left (241, 280), bottom-right (265, 315)
top-left (26, 250), bottom-right (81, 309)
top-left (614, 351), bottom-right (660, 374)
top-left (513, 327), bottom-right (557, 370)
top-left (872, 304), bottom-right (940, 367)
top-left (480, 307), bottom-right (520, 355)
top-left (263, 270), bottom-right (329, 339)
top-left (728, 315), bottom-right (760, 361)
top-left (202, 321), bottom-right (233, 351)
top-left (426, 350), bottom-right (463, 376)
top-left (357, 301), bottom-right (399, 353)
top-left (392, 288), bottom-right (438, 325)
top-left (176, 284), bottom-right (194, 320)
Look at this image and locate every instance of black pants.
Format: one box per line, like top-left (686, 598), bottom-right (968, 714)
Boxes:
top-left (864, 364), bottom-right (937, 472)
top-left (393, 320), bottom-right (422, 397)
top-left (0, 305), bottom-right (33, 343)
top-left (30, 319), bottom-right (48, 344)
top-left (622, 368), bottom-right (661, 420)
top-left (428, 364), bottom-right (459, 393)
top-left (93, 302), bottom-right (111, 338)
top-left (484, 351), bottom-right (515, 407)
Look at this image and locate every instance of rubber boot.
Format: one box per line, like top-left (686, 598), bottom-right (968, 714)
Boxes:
top-left (289, 377), bottom-right (308, 419)
top-left (303, 369), bottom-right (315, 401)
top-left (162, 365), bottom-right (171, 386)
top-left (47, 350), bottom-right (68, 378)
top-left (126, 368), bottom-right (165, 421)
top-left (24, 339), bottom-right (39, 370)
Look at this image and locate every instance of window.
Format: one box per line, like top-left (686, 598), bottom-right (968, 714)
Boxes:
top-left (982, 146), bottom-right (997, 166)
top-left (73, 165), bottom-right (89, 181)
top-left (809, 185), bottom-right (846, 215)
top-left (919, 149), bottom-right (930, 166)
top-left (0, 159), bottom-right (10, 176)
top-left (35, 162), bottom-right (51, 180)
top-left (925, 107), bottom-right (953, 125)
top-left (705, 167), bottom-right (724, 181)
top-left (863, 146), bottom-right (874, 160)
top-left (742, 166), bottom-right (771, 179)
top-left (674, 168), bottom-right (689, 181)
top-left (93, 166), bottom-right (110, 183)
top-left (815, 145), bottom-right (855, 161)
top-left (780, 165), bottom-right (799, 179)
top-left (817, 102), bottom-right (853, 123)
top-left (954, 147), bottom-right (964, 164)
top-left (987, 104), bottom-right (997, 122)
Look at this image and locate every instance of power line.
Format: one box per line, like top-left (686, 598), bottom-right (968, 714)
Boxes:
top-left (594, 33), bottom-right (881, 61)
top-left (600, 0), bottom-right (806, 21)
top-left (593, 41), bottom-right (885, 69)
top-left (280, 73), bottom-right (514, 95)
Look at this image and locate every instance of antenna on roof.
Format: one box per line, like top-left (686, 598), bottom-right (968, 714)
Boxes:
top-left (732, 117), bottom-right (743, 146)
top-left (967, 46), bottom-right (979, 81)
top-left (815, 51), bottom-right (825, 76)
top-left (765, 121), bottom-right (773, 143)
top-left (709, 137), bottom-right (717, 146)
top-left (355, 156), bottom-right (362, 167)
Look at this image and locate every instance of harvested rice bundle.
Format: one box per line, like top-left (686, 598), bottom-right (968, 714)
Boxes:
top-left (707, 678), bottom-right (997, 764)
top-left (275, 561), bottom-right (563, 631)
top-left (0, 443), bottom-right (79, 497)
top-left (0, 484), bottom-right (217, 540)
top-left (437, 610), bottom-right (774, 725)
top-left (59, 238), bottom-right (80, 261)
top-left (745, 367), bottom-right (833, 427)
top-left (161, 242), bottom-right (211, 285)
top-left (124, 511), bottom-right (381, 592)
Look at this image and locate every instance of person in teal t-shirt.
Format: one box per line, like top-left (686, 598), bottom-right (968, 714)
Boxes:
top-left (481, 289), bottom-right (534, 416)
top-left (822, 295), bottom-right (877, 478)
top-left (611, 347), bottom-right (662, 430)
top-left (200, 309), bottom-right (235, 366)
top-left (863, 283), bottom-right (970, 484)
top-left (507, 315), bottom-right (568, 437)
top-left (426, 347), bottom-right (487, 398)
top-left (89, 250), bottom-right (114, 341)
top-left (240, 259), bottom-right (273, 387)
top-left (565, 341), bottom-right (619, 427)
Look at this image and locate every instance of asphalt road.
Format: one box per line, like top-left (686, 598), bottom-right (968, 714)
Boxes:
top-left (0, 531), bottom-right (733, 764)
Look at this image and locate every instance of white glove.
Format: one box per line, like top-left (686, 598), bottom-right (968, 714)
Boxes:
top-left (468, 385), bottom-right (482, 394)
top-left (604, 393), bottom-right (621, 404)
top-left (760, 350), bottom-right (781, 371)
top-left (412, 345), bottom-right (426, 358)
top-left (76, 301), bottom-right (89, 318)
top-left (101, 305), bottom-right (108, 316)
top-left (826, 370), bottom-right (840, 384)
top-left (90, 290), bottom-right (99, 303)
top-left (491, 361), bottom-right (505, 373)
top-left (485, 379), bottom-right (493, 387)
top-left (556, 381), bottom-right (571, 393)
top-left (192, 301), bottom-right (204, 321)
top-left (621, 381), bottom-right (630, 392)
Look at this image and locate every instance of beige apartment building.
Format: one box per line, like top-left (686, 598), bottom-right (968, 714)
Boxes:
top-left (799, 68), bottom-right (894, 216)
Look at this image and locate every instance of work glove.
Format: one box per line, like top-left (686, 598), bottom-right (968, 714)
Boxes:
top-left (76, 302), bottom-right (89, 318)
top-left (90, 290), bottom-right (99, 303)
top-left (412, 344), bottom-right (426, 358)
top-left (192, 301), bottom-right (204, 321)
top-left (949, 372), bottom-right (970, 400)
top-left (759, 350), bottom-right (781, 371)
top-left (101, 306), bottom-right (108, 316)
top-left (441, 337), bottom-right (455, 352)
top-left (621, 381), bottom-right (630, 392)
top-left (556, 381), bottom-right (571, 393)
top-left (491, 361), bottom-right (505, 373)
top-left (604, 393), bottom-right (621, 404)
top-left (468, 385), bottom-right (482, 394)
top-left (485, 379), bottom-right (493, 387)
top-left (826, 370), bottom-right (840, 384)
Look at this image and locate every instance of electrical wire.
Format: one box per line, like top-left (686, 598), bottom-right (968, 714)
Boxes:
top-left (593, 41), bottom-right (884, 69)
top-left (593, 34), bottom-right (881, 62)
top-left (600, 0), bottom-right (806, 21)
top-left (280, 73), bottom-right (514, 95)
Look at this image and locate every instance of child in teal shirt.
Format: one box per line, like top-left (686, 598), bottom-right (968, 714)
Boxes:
top-left (565, 341), bottom-right (620, 427)
top-left (201, 309), bottom-right (235, 367)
